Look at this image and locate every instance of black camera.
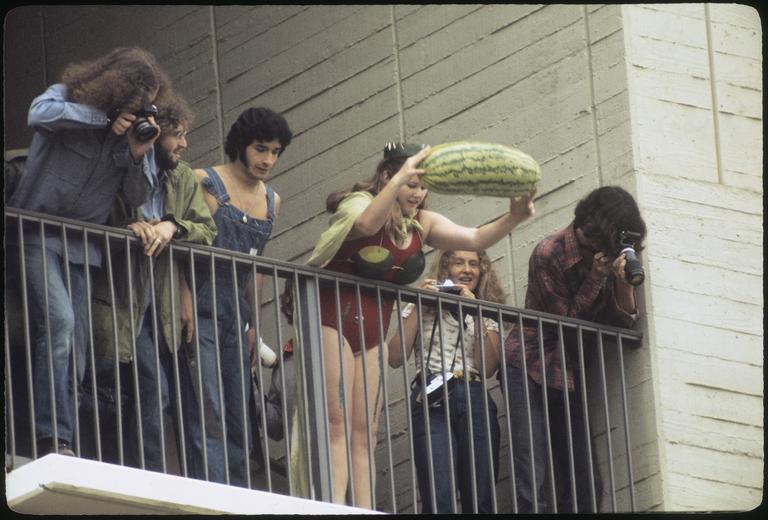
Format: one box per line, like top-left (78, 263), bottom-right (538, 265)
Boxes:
top-left (617, 230), bottom-right (644, 286)
top-left (132, 104), bottom-right (159, 142)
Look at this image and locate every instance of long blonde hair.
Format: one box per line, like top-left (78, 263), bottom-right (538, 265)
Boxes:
top-left (326, 157), bottom-right (427, 243)
top-left (429, 249), bottom-right (506, 304)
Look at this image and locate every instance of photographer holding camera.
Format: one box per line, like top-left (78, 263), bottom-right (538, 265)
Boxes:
top-left (502, 185), bottom-right (646, 513)
top-left (388, 249), bottom-right (503, 513)
top-left (8, 47), bottom-right (170, 457)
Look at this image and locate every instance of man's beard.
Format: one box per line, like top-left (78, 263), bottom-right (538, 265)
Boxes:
top-left (155, 147), bottom-right (179, 171)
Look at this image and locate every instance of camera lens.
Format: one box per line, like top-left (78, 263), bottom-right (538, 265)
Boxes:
top-left (621, 247), bottom-right (644, 286)
top-left (133, 117), bottom-right (159, 142)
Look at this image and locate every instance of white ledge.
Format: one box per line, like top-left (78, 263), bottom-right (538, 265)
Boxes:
top-left (6, 454), bottom-right (381, 515)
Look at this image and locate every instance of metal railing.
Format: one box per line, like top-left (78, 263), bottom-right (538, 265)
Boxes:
top-left (4, 207), bottom-right (643, 513)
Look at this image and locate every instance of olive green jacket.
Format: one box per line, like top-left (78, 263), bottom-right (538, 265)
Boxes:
top-left (91, 160), bottom-right (216, 363)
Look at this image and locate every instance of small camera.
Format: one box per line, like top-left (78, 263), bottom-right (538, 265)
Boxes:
top-left (437, 284), bottom-right (462, 295)
top-left (617, 230), bottom-right (644, 286)
top-left (132, 104), bottom-right (159, 142)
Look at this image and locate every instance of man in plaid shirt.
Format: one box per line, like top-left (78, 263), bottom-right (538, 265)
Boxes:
top-left (503, 186), bottom-right (646, 513)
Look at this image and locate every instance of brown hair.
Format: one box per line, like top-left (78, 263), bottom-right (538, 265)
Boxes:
top-left (61, 47), bottom-right (172, 114)
top-left (325, 156), bottom-right (427, 243)
top-left (155, 91), bottom-right (193, 136)
top-left (429, 249), bottom-right (506, 305)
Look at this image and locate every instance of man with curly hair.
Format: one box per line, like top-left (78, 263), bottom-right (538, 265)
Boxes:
top-left (503, 186), bottom-right (646, 513)
top-left (8, 47), bottom-right (170, 457)
top-left (83, 91), bottom-right (216, 473)
top-left (181, 107), bottom-right (292, 487)
top-left (388, 249), bottom-right (504, 513)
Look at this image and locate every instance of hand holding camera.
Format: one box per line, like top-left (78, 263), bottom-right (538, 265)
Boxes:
top-left (110, 104), bottom-right (161, 161)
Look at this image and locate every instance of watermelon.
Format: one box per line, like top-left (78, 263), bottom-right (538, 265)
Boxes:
top-left (420, 141), bottom-right (540, 197)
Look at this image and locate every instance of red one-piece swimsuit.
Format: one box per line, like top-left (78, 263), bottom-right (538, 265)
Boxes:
top-left (319, 222), bottom-right (424, 354)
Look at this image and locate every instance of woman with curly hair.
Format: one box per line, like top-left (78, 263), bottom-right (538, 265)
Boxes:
top-left (8, 46), bottom-right (170, 458)
top-left (388, 249), bottom-right (504, 513)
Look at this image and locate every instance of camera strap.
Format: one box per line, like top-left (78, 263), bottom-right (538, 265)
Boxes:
top-left (424, 312), bottom-right (460, 378)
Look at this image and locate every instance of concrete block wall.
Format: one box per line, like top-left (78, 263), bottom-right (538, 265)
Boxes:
top-left (622, 3), bottom-right (763, 512)
top-left (3, 3), bottom-right (762, 513)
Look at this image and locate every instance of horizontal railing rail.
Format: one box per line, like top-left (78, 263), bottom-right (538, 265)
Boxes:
top-left (5, 207), bottom-right (642, 513)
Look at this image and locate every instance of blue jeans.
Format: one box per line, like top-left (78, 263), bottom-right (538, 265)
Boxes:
top-left (503, 365), bottom-right (603, 513)
top-left (411, 380), bottom-right (500, 513)
top-left (180, 311), bottom-right (252, 487)
top-left (21, 245), bottom-right (88, 445)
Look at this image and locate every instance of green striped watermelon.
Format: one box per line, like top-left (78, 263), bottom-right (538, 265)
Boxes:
top-left (420, 141), bottom-right (540, 197)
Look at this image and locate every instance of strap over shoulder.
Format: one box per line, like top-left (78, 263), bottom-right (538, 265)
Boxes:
top-left (201, 167), bottom-right (230, 205)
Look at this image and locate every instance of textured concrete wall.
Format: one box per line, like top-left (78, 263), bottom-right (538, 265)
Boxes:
top-left (3, 3), bottom-right (762, 513)
top-left (622, 3), bottom-right (763, 512)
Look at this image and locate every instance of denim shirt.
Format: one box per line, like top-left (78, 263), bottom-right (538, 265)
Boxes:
top-left (8, 83), bottom-right (152, 265)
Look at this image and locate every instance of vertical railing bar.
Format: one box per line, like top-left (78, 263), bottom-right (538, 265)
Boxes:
top-left (517, 313), bottom-right (536, 513)
top-left (103, 235), bottom-right (124, 465)
top-left (39, 222), bottom-right (59, 453)
top-left (229, 256), bottom-right (251, 488)
top-left (393, 291), bottom-right (419, 512)
top-left (617, 333), bottom-right (637, 511)
top-left (82, 229), bottom-right (102, 462)
top-left (375, 286), bottom-right (396, 513)
top-left (124, 238), bottom-right (144, 470)
top-left (576, 325), bottom-right (598, 512)
top-left (60, 222), bottom-right (79, 456)
top-left (537, 317), bottom-right (556, 513)
top-left (168, 245), bottom-right (188, 478)
top-left (272, 266), bottom-right (293, 495)
top-left (5, 312), bottom-right (17, 466)
top-left (476, 303), bottom-right (498, 513)
top-left (16, 216), bottom-right (38, 459)
top-left (596, 332), bottom-right (617, 511)
top-left (456, 299), bottom-right (478, 513)
top-left (353, 283), bottom-right (376, 508)
top-left (188, 249), bottom-right (209, 478)
top-left (414, 294), bottom-right (436, 513)
top-left (435, 295), bottom-right (458, 513)
top-left (497, 310), bottom-right (518, 513)
top-left (334, 278), bottom-right (353, 505)
top-left (311, 272), bottom-right (334, 502)
top-left (291, 270), bottom-right (315, 498)
top-left (251, 262), bottom-right (271, 492)
top-left (209, 252), bottom-right (229, 484)
top-left (557, 322), bottom-right (577, 512)
top-left (147, 254), bottom-right (168, 473)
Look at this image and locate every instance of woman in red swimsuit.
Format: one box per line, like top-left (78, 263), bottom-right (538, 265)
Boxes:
top-left (306, 142), bottom-right (536, 507)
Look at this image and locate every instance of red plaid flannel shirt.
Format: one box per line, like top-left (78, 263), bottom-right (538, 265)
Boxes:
top-left (505, 224), bottom-right (637, 391)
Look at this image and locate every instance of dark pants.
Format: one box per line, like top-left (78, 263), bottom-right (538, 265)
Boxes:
top-left (80, 309), bottom-right (180, 472)
top-left (128, 309), bottom-right (177, 471)
top-left (504, 365), bottom-right (603, 513)
top-left (412, 380), bottom-right (501, 514)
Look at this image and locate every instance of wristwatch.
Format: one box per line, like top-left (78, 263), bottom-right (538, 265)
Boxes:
top-left (161, 215), bottom-right (186, 239)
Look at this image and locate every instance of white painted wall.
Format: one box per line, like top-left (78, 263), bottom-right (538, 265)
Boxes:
top-left (623, 3), bottom-right (763, 511)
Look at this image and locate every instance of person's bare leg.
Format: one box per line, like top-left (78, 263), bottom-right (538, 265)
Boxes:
top-left (322, 325), bottom-right (355, 504)
top-left (350, 343), bottom-right (386, 509)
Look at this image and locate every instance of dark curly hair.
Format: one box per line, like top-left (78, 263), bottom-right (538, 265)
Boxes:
top-left (61, 47), bottom-right (171, 114)
top-left (155, 92), bottom-right (193, 136)
top-left (573, 186), bottom-right (646, 254)
top-left (224, 107), bottom-right (293, 163)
